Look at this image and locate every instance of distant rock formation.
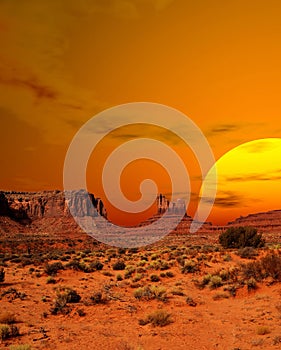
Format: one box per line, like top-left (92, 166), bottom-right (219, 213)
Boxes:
top-left (156, 193), bottom-right (186, 215)
top-left (0, 190), bottom-right (107, 225)
top-left (1, 190), bottom-right (281, 240)
top-left (227, 210), bottom-right (281, 233)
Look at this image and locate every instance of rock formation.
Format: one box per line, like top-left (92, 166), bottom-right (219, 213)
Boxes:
top-left (156, 194), bottom-right (186, 215)
top-left (227, 209), bottom-right (281, 233)
top-left (0, 190), bottom-right (106, 225)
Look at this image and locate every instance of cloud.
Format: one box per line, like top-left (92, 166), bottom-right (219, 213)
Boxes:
top-left (212, 124), bottom-right (239, 133)
top-left (240, 139), bottom-right (279, 153)
top-left (0, 71), bottom-right (58, 100)
top-left (201, 191), bottom-right (246, 208)
top-left (225, 169), bottom-right (281, 182)
top-left (83, 121), bottom-right (184, 145)
top-left (207, 123), bottom-right (240, 135)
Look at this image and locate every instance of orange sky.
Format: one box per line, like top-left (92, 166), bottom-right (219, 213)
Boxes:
top-left (1, 0), bottom-right (281, 225)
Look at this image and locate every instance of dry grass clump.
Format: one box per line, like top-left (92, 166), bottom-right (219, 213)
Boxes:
top-left (134, 286), bottom-right (167, 301)
top-left (209, 275), bottom-right (223, 289)
top-left (50, 287), bottom-right (81, 315)
top-left (186, 296), bottom-right (197, 306)
top-left (242, 253), bottom-right (281, 281)
top-left (112, 260), bottom-right (126, 270)
top-left (9, 345), bottom-right (31, 350)
top-left (237, 247), bottom-right (258, 259)
top-left (212, 292), bottom-right (229, 301)
top-left (139, 310), bottom-right (173, 327)
top-left (180, 259), bottom-right (198, 274)
top-left (89, 291), bottom-right (108, 305)
top-left (44, 262), bottom-right (64, 276)
top-left (0, 324), bottom-right (19, 340)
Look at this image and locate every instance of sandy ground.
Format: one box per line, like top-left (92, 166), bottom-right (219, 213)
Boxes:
top-left (0, 244), bottom-right (281, 350)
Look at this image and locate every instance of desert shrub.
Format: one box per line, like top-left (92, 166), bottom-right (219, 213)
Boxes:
top-left (245, 277), bottom-right (257, 291)
top-left (219, 226), bottom-right (264, 249)
top-left (89, 291), bottom-right (107, 304)
top-left (59, 287), bottom-right (81, 303)
top-left (0, 324), bottom-right (10, 340)
top-left (218, 269), bottom-right (228, 281)
top-left (65, 260), bottom-right (82, 271)
top-left (90, 260), bottom-right (103, 271)
top-left (171, 288), bottom-right (185, 296)
top-left (76, 309), bottom-right (86, 317)
top-left (202, 273), bottom-right (212, 286)
top-left (260, 253), bottom-right (281, 280)
top-left (0, 312), bottom-right (16, 324)
top-left (1, 288), bottom-right (26, 301)
top-left (150, 253), bottom-right (159, 261)
top-left (181, 260), bottom-right (198, 274)
top-left (241, 253), bottom-right (281, 281)
top-left (186, 296), bottom-right (197, 306)
top-left (132, 273), bottom-right (143, 283)
top-left (165, 271), bottom-right (174, 278)
top-left (134, 287), bottom-right (151, 300)
top-left (116, 274), bottom-right (123, 281)
top-left (65, 259), bottom-right (103, 273)
top-left (134, 286), bottom-right (167, 301)
top-left (159, 260), bottom-right (170, 271)
top-left (136, 267), bottom-right (146, 274)
top-left (139, 310), bottom-right (172, 327)
top-left (0, 324), bottom-right (19, 340)
top-left (223, 254), bottom-right (232, 261)
top-left (212, 292), bottom-right (229, 300)
top-left (9, 345), bottom-right (31, 350)
top-left (137, 260), bottom-right (146, 267)
top-left (118, 248), bottom-right (126, 255)
top-left (50, 287), bottom-right (81, 315)
top-left (150, 274), bottom-right (160, 282)
top-left (209, 275), bottom-right (222, 289)
top-left (50, 294), bottom-right (69, 315)
top-left (241, 260), bottom-right (263, 280)
top-left (44, 262), bottom-right (64, 276)
top-left (238, 247), bottom-right (258, 259)
top-left (112, 261), bottom-right (126, 270)
top-left (46, 276), bottom-right (56, 284)
top-left (128, 247), bottom-right (138, 254)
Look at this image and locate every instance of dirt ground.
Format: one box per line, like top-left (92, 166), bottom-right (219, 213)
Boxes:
top-left (1, 232), bottom-right (281, 350)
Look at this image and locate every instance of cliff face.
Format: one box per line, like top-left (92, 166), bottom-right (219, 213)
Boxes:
top-left (0, 190), bottom-right (106, 225)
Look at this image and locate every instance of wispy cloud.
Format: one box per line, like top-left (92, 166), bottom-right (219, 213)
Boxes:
top-left (225, 169), bottom-right (281, 182)
top-left (209, 124), bottom-right (240, 134)
top-left (0, 73), bottom-right (58, 100)
top-left (240, 139), bottom-right (279, 153)
top-left (201, 191), bottom-right (248, 208)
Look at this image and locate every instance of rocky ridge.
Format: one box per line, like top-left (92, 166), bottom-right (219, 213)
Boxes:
top-left (1, 190), bottom-right (281, 238)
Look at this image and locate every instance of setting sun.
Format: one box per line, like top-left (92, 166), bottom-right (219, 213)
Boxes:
top-left (203, 138), bottom-right (281, 225)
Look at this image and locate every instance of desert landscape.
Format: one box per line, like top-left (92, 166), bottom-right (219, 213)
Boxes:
top-left (0, 191), bottom-right (281, 350)
top-left (1, 1), bottom-right (281, 349)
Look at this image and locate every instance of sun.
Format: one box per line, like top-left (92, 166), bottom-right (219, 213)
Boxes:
top-left (201, 138), bottom-right (281, 225)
